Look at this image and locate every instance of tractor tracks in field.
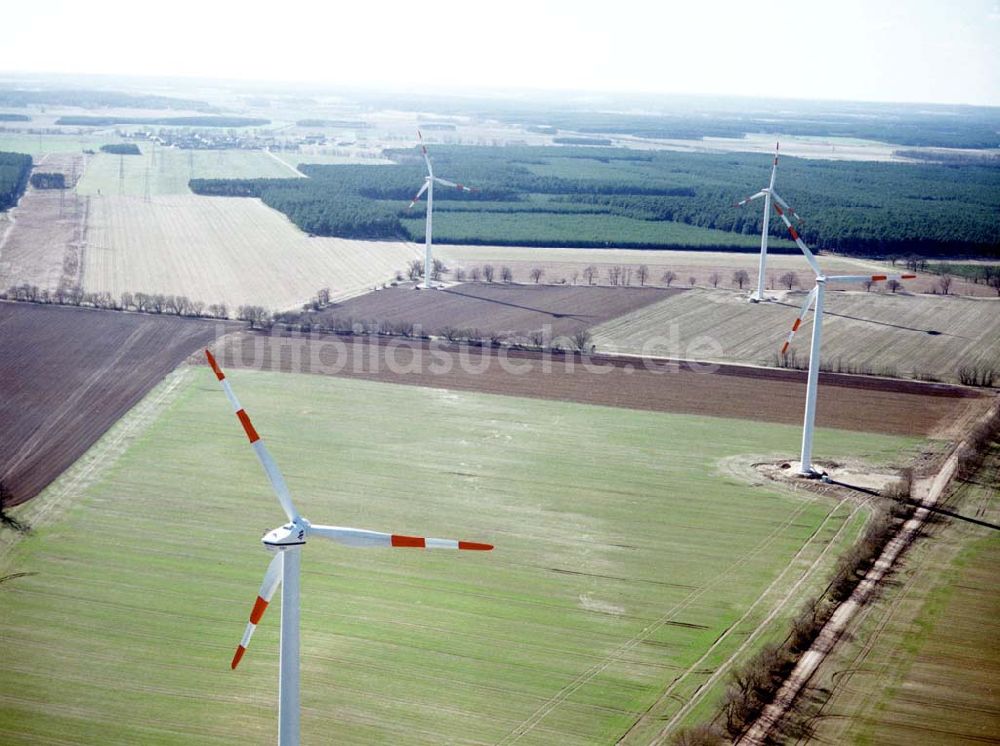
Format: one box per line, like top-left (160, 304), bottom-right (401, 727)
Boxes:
top-left (498, 497), bottom-right (818, 744)
top-left (639, 495), bottom-right (875, 744)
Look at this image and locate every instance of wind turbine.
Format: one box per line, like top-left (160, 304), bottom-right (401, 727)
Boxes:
top-left (204, 350), bottom-right (493, 745)
top-left (734, 143), bottom-right (805, 302)
top-left (771, 215), bottom-right (915, 476)
top-left (408, 130), bottom-right (476, 288)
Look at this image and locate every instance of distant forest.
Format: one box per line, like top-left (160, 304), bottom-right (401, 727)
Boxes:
top-left (191, 145), bottom-right (1000, 256)
top-left (100, 143), bottom-right (142, 155)
top-left (56, 115), bottom-right (269, 128)
top-left (0, 152), bottom-right (32, 210)
top-left (0, 88), bottom-right (212, 112)
top-left (0, 113), bottom-right (30, 122)
top-left (29, 172), bottom-right (65, 189)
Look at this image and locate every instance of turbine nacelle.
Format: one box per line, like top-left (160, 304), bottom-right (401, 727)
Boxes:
top-left (263, 521), bottom-right (309, 549)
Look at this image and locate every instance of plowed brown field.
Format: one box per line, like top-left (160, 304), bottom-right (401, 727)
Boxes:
top-left (0, 302), bottom-right (226, 505)
top-left (314, 283), bottom-right (681, 338)
top-left (218, 332), bottom-right (985, 438)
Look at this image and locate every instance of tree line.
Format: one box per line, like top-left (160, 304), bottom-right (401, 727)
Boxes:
top-left (0, 151), bottom-right (31, 210)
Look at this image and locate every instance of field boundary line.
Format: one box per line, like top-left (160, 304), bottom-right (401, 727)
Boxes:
top-left (264, 148), bottom-right (306, 177)
top-left (1, 366), bottom-right (192, 561)
top-left (497, 497), bottom-right (818, 744)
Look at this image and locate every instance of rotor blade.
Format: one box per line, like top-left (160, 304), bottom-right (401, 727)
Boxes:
top-left (417, 129), bottom-right (432, 174)
top-left (770, 198), bottom-right (822, 275)
top-left (309, 524), bottom-right (493, 551)
top-left (826, 273), bottom-right (916, 283)
top-left (408, 180), bottom-right (430, 208)
top-left (780, 286), bottom-right (819, 355)
top-left (734, 190), bottom-right (766, 208)
top-left (232, 552), bottom-right (283, 669)
top-left (433, 176), bottom-right (476, 192)
top-left (205, 350), bottom-right (300, 523)
top-left (768, 141), bottom-right (779, 190)
top-left (769, 191), bottom-right (804, 224)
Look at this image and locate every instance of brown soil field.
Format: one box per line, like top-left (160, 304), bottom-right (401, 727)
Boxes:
top-left (0, 302), bottom-right (226, 505)
top-left (0, 153), bottom-right (88, 294)
top-left (313, 283), bottom-right (681, 338)
top-left (217, 332), bottom-right (986, 439)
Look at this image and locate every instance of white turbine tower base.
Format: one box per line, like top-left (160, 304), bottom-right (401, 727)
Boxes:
top-left (775, 265), bottom-right (915, 475)
top-left (408, 131), bottom-right (476, 289)
top-left (734, 143), bottom-right (806, 303)
top-left (204, 350), bottom-right (493, 745)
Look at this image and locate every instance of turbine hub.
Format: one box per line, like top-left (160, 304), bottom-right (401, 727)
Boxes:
top-left (262, 521), bottom-right (308, 549)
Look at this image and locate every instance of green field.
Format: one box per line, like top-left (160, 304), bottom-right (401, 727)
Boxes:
top-left (808, 440), bottom-right (1000, 744)
top-left (0, 369), bottom-right (922, 744)
top-left (0, 133), bottom-right (120, 157)
top-left (76, 148), bottom-right (299, 196)
top-left (400, 212), bottom-right (785, 250)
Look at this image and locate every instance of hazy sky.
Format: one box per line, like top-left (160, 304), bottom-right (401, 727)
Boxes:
top-left (3, 0), bottom-right (998, 106)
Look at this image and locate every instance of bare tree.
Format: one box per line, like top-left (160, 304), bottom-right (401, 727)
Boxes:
top-left (454, 267), bottom-right (467, 281)
top-left (468, 266), bottom-right (481, 281)
top-left (571, 329), bottom-right (593, 352)
top-left (529, 267), bottom-right (545, 284)
top-left (482, 264), bottom-right (495, 282)
top-left (501, 266), bottom-right (513, 283)
top-left (990, 273), bottom-right (1000, 296)
top-left (607, 265), bottom-right (622, 286)
top-left (688, 276), bottom-right (697, 286)
top-left (571, 269), bottom-right (580, 285)
top-left (120, 291), bottom-right (134, 310)
top-left (779, 271), bottom-right (798, 290)
top-left (583, 265), bottom-right (598, 285)
top-left (407, 259), bottom-right (423, 280)
top-left (432, 259), bottom-right (448, 281)
top-left (635, 264), bottom-right (649, 286)
top-left (937, 274), bottom-right (953, 295)
top-left (190, 300), bottom-right (205, 317)
top-left (238, 305), bottom-right (271, 329)
top-left (732, 270), bottom-right (750, 289)
top-left (661, 270), bottom-right (677, 287)
top-left (887, 279), bottom-right (902, 293)
top-left (862, 279), bottom-right (875, 292)
top-left (316, 288), bottom-right (331, 306)
top-left (622, 266), bottom-right (633, 286)
top-left (709, 271), bottom-right (722, 288)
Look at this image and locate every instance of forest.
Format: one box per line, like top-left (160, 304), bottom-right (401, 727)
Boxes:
top-left (190, 145), bottom-right (1000, 256)
top-left (56, 115), bottom-right (269, 127)
top-left (29, 172), bottom-right (65, 189)
top-left (0, 113), bottom-right (30, 122)
top-left (100, 143), bottom-right (142, 155)
top-left (0, 152), bottom-right (32, 210)
top-left (0, 88), bottom-right (211, 111)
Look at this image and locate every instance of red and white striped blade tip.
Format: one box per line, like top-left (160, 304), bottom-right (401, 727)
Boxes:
top-left (205, 348), bottom-right (224, 380)
top-left (390, 534), bottom-right (493, 550)
top-left (231, 645), bottom-right (246, 669)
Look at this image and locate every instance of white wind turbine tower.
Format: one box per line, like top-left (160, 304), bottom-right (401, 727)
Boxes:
top-left (771, 212), bottom-right (916, 476)
top-left (204, 350), bottom-right (493, 745)
top-left (735, 143), bottom-right (805, 302)
top-left (408, 130), bottom-right (476, 288)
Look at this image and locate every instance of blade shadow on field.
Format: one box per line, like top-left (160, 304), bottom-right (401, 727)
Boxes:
top-left (440, 287), bottom-right (597, 320)
top-left (773, 300), bottom-right (966, 338)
